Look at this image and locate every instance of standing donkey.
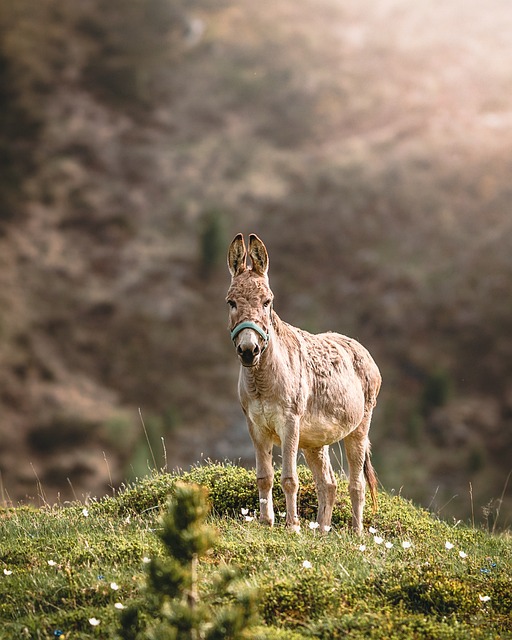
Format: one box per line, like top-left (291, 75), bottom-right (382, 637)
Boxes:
top-left (226, 233), bottom-right (381, 533)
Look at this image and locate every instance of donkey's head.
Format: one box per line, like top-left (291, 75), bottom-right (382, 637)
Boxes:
top-left (226, 233), bottom-right (274, 367)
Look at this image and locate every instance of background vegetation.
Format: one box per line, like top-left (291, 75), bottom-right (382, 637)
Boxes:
top-left (0, 0), bottom-right (511, 525)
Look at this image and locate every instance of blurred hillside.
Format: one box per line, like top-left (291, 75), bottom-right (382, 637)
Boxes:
top-left (0, 0), bottom-right (511, 525)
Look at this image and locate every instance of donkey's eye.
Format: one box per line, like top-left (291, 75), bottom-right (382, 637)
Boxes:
top-left (263, 299), bottom-right (271, 308)
top-left (227, 300), bottom-right (237, 310)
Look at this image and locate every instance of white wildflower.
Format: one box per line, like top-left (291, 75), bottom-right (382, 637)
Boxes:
top-left (358, 544), bottom-right (366, 552)
top-left (302, 560), bottom-right (312, 569)
top-left (142, 557), bottom-right (151, 564)
top-left (244, 515), bottom-right (254, 522)
top-left (323, 525), bottom-right (331, 533)
top-left (110, 582), bottom-right (119, 591)
top-left (445, 541), bottom-right (454, 550)
top-left (479, 595), bottom-right (491, 602)
top-left (459, 551), bottom-right (467, 559)
top-left (82, 508), bottom-right (89, 517)
top-left (309, 522), bottom-right (320, 530)
top-left (88, 618), bottom-right (101, 626)
top-left (374, 536), bottom-right (383, 545)
top-left (385, 541), bottom-right (393, 549)
top-left (241, 508), bottom-right (249, 516)
top-left (47, 560), bottom-right (57, 567)
top-left (3, 569), bottom-right (12, 575)
top-left (369, 526), bottom-right (377, 534)
top-left (278, 512), bottom-right (286, 518)
top-left (401, 541), bottom-right (412, 549)
top-left (114, 602), bottom-right (125, 610)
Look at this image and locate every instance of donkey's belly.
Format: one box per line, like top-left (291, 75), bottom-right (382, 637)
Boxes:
top-left (245, 397), bottom-right (362, 449)
top-left (298, 414), bottom-right (360, 449)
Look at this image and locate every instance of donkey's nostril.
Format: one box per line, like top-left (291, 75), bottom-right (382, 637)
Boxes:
top-left (237, 345), bottom-right (259, 366)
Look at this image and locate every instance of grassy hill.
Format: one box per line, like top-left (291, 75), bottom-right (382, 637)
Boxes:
top-left (1, 463), bottom-right (510, 639)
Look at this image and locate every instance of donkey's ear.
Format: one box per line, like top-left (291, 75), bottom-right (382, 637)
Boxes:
top-left (248, 234), bottom-right (269, 276)
top-left (227, 233), bottom-right (247, 277)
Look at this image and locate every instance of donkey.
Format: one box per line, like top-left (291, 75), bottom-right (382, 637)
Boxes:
top-left (226, 233), bottom-right (381, 533)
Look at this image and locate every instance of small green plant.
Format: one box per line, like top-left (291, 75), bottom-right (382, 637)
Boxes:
top-left (119, 481), bottom-right (256, 640)
top-left (199, 209), bottom-right (227, 276)
top-left (420, 368), bottom-right (453, 418)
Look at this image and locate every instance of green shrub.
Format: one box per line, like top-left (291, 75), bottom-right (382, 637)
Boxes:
top-left (490, 575), bottom-right (512, 615)
top-left (109, 472), bottom-right (177, 515)
top-left (260, 572), bottom-right (336, 626)
top-left (312, 611), bottom-right (486, 640)
top-left (386, 566), bottom-right (478, 616)
top-left (185, 463), bottom-right (260, 516)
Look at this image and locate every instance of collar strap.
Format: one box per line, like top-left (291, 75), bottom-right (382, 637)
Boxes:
top-left (230, 321), bottom-right (269, 352)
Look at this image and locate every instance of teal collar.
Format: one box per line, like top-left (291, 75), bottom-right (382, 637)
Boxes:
top-left (230, 321), bottom-right (269, 352)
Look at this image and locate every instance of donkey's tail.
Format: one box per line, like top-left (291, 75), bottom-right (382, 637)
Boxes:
top-left (364, 446), bottom-right (378, 512)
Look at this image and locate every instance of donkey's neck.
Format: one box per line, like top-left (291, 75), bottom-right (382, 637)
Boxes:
top-left (239, 311), bottom-right (299, 395)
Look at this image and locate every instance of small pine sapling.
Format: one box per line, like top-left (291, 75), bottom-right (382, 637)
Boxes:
top-left (119, 482), bottom-right (256, 640)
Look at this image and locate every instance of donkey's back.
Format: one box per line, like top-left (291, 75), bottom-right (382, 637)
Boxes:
top-left (270, 321), bottom-right (381, 451)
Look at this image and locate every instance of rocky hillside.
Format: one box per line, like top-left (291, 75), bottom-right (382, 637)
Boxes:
top-left (0, 0), bottom-right (511, 524)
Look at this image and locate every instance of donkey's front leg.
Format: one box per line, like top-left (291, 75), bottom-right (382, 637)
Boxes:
top-left (281, 420), bottom-right (300, 533)
top-left (249, 426), bottom-right (275, 526)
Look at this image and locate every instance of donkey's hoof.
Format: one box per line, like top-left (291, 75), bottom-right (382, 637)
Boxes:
top-left (259, 516), bottom-right (274, 527)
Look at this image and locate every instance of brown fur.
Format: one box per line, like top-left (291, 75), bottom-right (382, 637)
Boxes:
top-left (227, 233), bottom-right (381, 533)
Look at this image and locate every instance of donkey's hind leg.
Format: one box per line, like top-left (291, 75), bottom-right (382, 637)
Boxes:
top-left (303, 445), bottom-right (337, 532)
top-left (344, 411), bottom-right (376, 534)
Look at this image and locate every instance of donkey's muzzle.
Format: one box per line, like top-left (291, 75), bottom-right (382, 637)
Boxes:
top-left (237, 343), bottom-right (261, 367)
top-left (231, 321), bottom-right (269, 367)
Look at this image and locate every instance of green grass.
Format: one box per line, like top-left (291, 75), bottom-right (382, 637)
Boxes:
top-left (1, 462), bottom-right (511, 639)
